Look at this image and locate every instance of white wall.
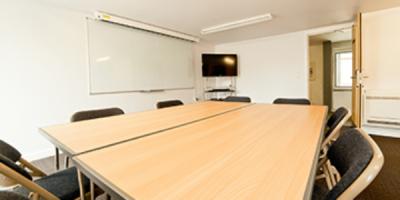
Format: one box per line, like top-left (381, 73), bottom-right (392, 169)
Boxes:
top-left (215, 32), bottom-right (309, 103)
top-left (332, 91), bottom-right (352, 111)
top-left (362, 7), bottom-right (400, 92)
top-left (308, 42), bottom-right (324, 105)
top-left (362, 7), bottom-right (400, 137)
top-left (0, 0), bottom-right (195, 160)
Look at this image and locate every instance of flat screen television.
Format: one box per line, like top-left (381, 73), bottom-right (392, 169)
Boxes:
top-left (202, 54), bottom-right (238, 77)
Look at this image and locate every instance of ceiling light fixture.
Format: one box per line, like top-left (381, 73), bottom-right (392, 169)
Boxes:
top-left (201, 13), bottom-right (273, 35)
top-left (94, 11), bottom-right (200, 42)
top-left (335, 28), bottom-right (352, 33)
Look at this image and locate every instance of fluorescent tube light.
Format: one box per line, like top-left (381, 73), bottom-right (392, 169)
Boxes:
top-left (95, 11), bottom-right (200, 42)
top-left (201, 13), bottom-right (273, 35)
top-left (335, 28), bottom-right (352, 33)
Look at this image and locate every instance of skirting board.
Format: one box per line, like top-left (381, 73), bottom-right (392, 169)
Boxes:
top-left (363, 125), bottom-right (400, 138)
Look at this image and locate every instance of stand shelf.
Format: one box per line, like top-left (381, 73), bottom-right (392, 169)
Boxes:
top-left (203, 77), bottom-right (236, 101)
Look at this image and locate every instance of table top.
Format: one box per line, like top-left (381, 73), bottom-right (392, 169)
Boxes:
top-left (40, 101), bottom-right (248, 155)
top-left (74, 104), bottom-right (327, 200)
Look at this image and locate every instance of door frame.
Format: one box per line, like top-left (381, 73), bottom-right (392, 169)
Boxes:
top-left (352, 13), bottom-right (362, 127)
top-left (305, 22), bottom-right (361, 117)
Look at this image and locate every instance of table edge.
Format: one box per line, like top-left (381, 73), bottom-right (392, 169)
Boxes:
top-left (303, 106), bottom-right (328, 200)
top-left (38, 127), bottom-right (77, 157)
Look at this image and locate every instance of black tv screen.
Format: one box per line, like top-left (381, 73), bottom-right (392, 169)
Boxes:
top-left (202, 54), bottom-right (238, 77)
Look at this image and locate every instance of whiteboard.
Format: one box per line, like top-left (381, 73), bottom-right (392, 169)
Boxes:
top-left (87, 19), bottom-right (194, 94)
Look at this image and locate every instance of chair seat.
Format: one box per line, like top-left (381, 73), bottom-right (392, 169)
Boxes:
top-left (14, 167), bottom-right (90, 200)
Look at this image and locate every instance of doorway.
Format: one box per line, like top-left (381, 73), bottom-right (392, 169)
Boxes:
top-left (308, 28), bottom-right (353, 114)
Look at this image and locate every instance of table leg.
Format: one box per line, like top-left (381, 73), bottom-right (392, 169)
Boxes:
top-left (90, 181), bottom-right (95, 200)
top-left (77, 169), bottom-right (86, 200)
top-left (55, 147), bottom-right (60, 170)
top-left (64, 156), bottom-right (70, 169)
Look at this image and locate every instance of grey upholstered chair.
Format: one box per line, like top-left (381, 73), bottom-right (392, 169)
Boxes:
top-left (70, 107), bottom-right (125, 122)
top-left (156, 100), bottom-right (184, 109)
top-left (0, 140), bottom-right (46, 188)
top-left (317, 107), bottom-right (350, 188)
top-left (313, 128), bottom-right (384, 200)
top-left (319, 107), bottom-right (351, 165)
top-left (324, 107), bottom-right (350, 139)
top-left (0, 140), bottom-right (90, 200)
top-left (224, 96), bottom-right (251, 103)
top-left (273, 98), bottom-right (311, 105)
top-left (55, 107), bottom-right (125, 170)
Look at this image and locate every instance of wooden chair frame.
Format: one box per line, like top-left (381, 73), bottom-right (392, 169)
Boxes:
top-left (317, 128), bottom-right (384, 199)
top-left (0, 163), bottom-right (58, 200)
top-left (19, 158), bottom-right (47, 177)
top-left (0, 157), bottom-right (47, 188)
top-left (316, 112), bottom-right (352, 187)
top-left (1, 157), bottom-right (90, 200)
top-left (336, 128), bottom-right (384, 199)
top-left (321, 112), bottom-right (352, 156)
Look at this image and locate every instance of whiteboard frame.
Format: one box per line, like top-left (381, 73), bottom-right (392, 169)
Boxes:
top-left (85, 18), bottom-right (195, 95)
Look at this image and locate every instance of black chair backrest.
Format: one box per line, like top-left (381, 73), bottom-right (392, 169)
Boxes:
top-left (224, 96), bottom-right (251, 103)
top-left (0, 140), bottom-right (32, 180)
top-left (325, 107), bottom-right (349, 137)
top-left (0, 140), bottom-right (21, 162)
top-left (0, 154), bottom-right (32, 180)
top-left (156, 100), bottom-right (184, 109)
top-left (0, 191), bottom-right (29, 200)
top-left (71, 107), bottom-right (124, 122)
top-left (273, 98), bottom-right (311, 105)
top-left (325, 128), bottom-right (373, 199)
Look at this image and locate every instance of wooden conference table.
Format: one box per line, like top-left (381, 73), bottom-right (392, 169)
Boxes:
top-left (40, 101), bottom-right (248, 156)
top-left (40, 101), bottom-right (327, 200)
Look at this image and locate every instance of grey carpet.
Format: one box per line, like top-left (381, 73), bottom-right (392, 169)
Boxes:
top-left (355, 135), bottom-right (400, 200)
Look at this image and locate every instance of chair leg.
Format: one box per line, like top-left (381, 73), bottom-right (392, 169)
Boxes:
top-left (326, 160), bottom-right (337, 186)
top-left (330, 165), bottom-right (341, 183)
top-left (322, 163), bottom-right (333, 189)
top-left (315, 173), bottom-right (325, 180)
top-left (55, 148), bottom-right (60, 170)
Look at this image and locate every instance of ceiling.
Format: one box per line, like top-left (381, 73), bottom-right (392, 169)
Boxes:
top-left (41, 0), bottom-right (361, 44)
top-left (310, 28), bottom-right (352, 44)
